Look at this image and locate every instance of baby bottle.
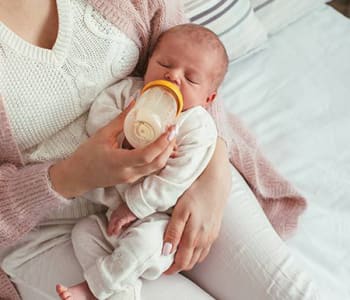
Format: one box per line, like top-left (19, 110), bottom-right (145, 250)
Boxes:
top-left (124, 80), bottom-right (183, 149)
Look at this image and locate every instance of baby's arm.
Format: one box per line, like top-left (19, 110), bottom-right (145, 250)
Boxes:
top-left (86, 77), bottom-right (143, 136)
top-left (124, 107), bottom-right (218, 219)
top-left (107, 202), bottom-right (137, 236)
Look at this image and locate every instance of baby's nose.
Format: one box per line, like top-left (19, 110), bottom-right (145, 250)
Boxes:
top-left (164, 71), bottom-right (180, 86)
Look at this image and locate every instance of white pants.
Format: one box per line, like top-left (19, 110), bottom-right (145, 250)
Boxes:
top-left (2, 166), bottom-right (321, 300)
top-left (72, 213), bottom-right (174, 300)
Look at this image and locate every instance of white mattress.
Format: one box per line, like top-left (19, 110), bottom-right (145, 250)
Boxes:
top-left (221, 4), bottom-right (350, 299)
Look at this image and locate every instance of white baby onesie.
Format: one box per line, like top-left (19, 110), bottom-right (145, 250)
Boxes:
top-left (72, 77), bottom-right (217, 300)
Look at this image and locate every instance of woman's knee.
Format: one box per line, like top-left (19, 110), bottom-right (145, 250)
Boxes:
top-left (186, 167), bottom-right (321, 300)
top-left (71, 216), bottom-right (103, 250)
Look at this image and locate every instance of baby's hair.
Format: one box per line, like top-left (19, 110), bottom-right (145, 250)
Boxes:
top-left (151, 23), bottom-right (229, 89)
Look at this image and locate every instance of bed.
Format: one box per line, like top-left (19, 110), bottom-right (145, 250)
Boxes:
top-left (2, 1), bottom-right (349, 299)
top-left (219, 3), bottom-right (350, 299)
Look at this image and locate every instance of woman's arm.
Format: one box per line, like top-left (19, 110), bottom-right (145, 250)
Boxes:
top-left (0, 103), bottom-right (176, 247)
top-left (50, 103), bottom-right (177, 198)
top-left (0, 97), bottom-right (67, 247)
top-left (163, 138), bottom-right (232, 273)
top-left (0, 162), bottom-right (65, 247)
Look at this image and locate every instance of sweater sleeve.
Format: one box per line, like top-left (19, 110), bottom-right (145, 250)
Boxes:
top-left (0, 96), bottom-right (69, 247)
top-left (0, 161), bottom-right (69, 247)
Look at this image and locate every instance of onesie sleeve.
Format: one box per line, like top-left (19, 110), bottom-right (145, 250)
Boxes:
top-left (86, 77), bottom-right (144, 136)
top-left (124, 108), bottom-right (217, 218)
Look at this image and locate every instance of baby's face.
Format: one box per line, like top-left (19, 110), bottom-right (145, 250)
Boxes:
top-left (144, 33), bottom-right (217, 111)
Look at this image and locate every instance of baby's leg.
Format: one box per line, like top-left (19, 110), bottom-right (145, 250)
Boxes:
top-left (71, 213), bottom-right (173, 300)
top-left (55, 215), bottom-right (112, 300)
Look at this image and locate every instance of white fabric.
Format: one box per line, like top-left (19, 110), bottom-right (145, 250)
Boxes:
top-left (251, 0), bottom-right (329, 34)
top-left (0, 0), bottom-right (139, 222)
top-left (2, 166), bottom-right (320, 300)
top-left (72, 214), bottom-right (173, 300)
top-left (2, 2), bottom-right (341, 299)
top-left (86, 77), bottom-right (217, 218)
top-left (184, 0), bottom-right (268, 61)
top-left (72, 78), bottom-right (216, 298)
top-left (220, 5), bottom-right (350, 299)
top-left (2, 225), bottom-right (213, 299)
top-left (0, 0), bottom-right (139, 159)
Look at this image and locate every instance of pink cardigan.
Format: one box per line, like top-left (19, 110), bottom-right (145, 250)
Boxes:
top-left (0, 0), bottom-right (306, 298)
top-left (0, 1), bottom-right (191, 297)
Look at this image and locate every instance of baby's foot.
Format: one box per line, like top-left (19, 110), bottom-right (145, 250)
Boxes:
top-left (56, 282), bottom-right (96, 300)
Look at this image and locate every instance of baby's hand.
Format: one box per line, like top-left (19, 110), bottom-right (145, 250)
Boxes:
top-left (107, 203), bottom-right (137, 236)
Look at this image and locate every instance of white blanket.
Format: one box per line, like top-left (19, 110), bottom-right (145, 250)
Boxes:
top-left (221, 4), bottom-right (350, 299)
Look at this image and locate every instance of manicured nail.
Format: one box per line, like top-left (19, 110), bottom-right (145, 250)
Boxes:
top-left (167, 126), bottom-right (177, 141)
top-left (174, 124), bottom-right (179, 135)
top-left (162, 242), bottom-right (173, 256)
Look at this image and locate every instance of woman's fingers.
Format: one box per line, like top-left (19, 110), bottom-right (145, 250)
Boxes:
top-left (198, 246), bottom-right (211, 263)
top-left (162, 204), bottom-right (190, 272)
top-left (121, 125), bottom-right (177, 169)
top-left (163, 206), bottom-right (216, 274)
top-left (187, 247), bottom-right (203, 270)
top-left (165, 245), bottom-right (193, 275)
top-left (135, 136), bottom-right (176, 176)
top-left (164, 213), bottom-right (200, 274)
top-left (133, 126), bottom-right (177, 166)
top-left (170, 215), bottom-right (199, 272)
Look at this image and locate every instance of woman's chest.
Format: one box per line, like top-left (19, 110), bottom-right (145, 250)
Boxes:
top-left (0, 0), bottom-right (139, 151)
top-left (0, 0), bottom-right (58, 50)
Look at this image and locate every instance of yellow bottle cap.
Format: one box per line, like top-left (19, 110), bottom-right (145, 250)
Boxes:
top-left (142, 80), bottom-right (183, 116)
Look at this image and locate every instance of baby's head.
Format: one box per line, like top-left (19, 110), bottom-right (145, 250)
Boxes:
top-left (144, 24), bottom-right (228, 111)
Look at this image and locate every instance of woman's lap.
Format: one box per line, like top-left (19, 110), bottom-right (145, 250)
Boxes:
top-left (4, 236), bottom-right (212, 300)
top-left (2, 166), bottom-right (320, 300)
top-left (186, 166), bottom-right (321, 300)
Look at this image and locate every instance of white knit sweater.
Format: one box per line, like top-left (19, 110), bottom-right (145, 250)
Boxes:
top-left (0, 0), bottom-right (139, 219)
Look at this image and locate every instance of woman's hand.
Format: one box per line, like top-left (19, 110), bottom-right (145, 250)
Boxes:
top-left (163, 138), bottom-right (232, 274)
top-left (50, 102), bottom-right (177, 198)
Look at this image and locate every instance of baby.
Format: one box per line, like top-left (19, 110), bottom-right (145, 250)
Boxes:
top-left (56, 23), bottom-right (228, 300)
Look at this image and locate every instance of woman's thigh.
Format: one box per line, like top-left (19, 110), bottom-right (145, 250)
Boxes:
top-left (185, 166), bottom-right (321, 300)
top-left (4, 226), bottom-right (213, 300)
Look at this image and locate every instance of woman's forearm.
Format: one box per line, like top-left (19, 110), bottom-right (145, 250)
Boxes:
top-left (200, 137), bottom-right (232, 204)
top-left (163, 138), bottom-right (232, 273)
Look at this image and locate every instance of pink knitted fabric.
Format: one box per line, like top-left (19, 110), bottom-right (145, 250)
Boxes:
top-left (0, 97), bottom-right (64, 298)
top-left (0, 0), bottom-right (306, 298)
top-left (87, 0), bottom-right (186, 76)
top-left (225, 112), bottom-right (306, 238)
top-left (0, 1), bottom-right (188, 298)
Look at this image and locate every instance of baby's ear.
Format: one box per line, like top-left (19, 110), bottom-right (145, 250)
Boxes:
top-left (205, 92), bottom-right (217, 107)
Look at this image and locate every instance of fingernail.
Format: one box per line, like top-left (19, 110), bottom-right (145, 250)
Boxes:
top-left (174, 124), bottom-right (179, 135)
top-left (162, 242), bottom-right (173, 256)
top-left (167, 125), bottom-right (178, 141)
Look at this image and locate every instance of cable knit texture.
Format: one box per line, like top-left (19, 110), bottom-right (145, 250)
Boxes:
top-left (0, 0), bottom-right (306, 298)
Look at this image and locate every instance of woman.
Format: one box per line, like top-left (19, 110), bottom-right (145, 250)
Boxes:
top-left (0, 0), bottom-right (320, 299)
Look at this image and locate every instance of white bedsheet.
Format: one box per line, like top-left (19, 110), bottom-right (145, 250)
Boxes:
top-left (221, 4), bottom-right (350, 299)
